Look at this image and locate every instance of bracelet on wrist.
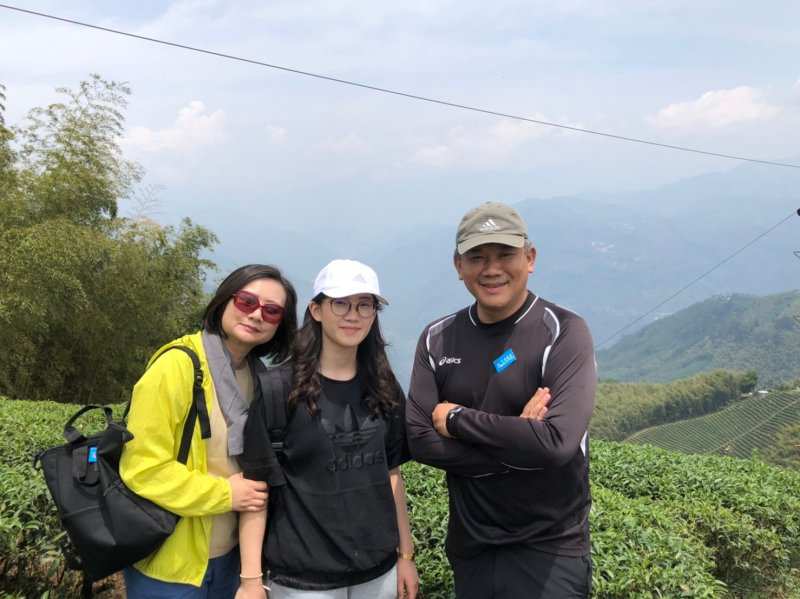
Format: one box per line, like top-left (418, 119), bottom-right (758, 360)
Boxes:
top-left (240, 572), bottom-right (263, 580)
top-left (397, 549), bottom-right (415, 561)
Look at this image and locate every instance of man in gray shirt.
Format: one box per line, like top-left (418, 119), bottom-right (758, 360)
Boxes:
top-left (406, 201), bottom-right (596, 598)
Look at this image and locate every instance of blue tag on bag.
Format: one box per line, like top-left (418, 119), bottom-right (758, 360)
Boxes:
top-left (87, 446), bottom-right (98, 464)
top-left (493, 349), bottom-right (517, 373)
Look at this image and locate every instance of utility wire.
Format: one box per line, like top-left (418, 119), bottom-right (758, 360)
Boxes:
top-left (596, 208), bottom-right (800, 349)
top-left (5, 4), bottom-right (800, 347)
top-left (3, 2), bottom-right (800, 170)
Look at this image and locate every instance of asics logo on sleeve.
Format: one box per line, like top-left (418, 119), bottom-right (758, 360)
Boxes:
top-left (439, 356), bottom-right (462, 366)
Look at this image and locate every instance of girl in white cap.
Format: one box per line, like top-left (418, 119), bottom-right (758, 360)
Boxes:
top-left (237, 260), bottom-right (419, 599)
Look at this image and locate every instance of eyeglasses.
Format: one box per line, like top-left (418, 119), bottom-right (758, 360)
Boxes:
top-left (329, 298), bottom-right (377, 318)
top-left (231, 290), bottom-right (285, 324)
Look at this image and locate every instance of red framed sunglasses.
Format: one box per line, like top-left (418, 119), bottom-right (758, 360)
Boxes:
top-left (231, 290), bottom-right (285, 324)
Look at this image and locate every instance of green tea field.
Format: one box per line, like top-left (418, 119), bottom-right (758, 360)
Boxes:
top-left (3, 397), bottom-right (800, 598)
top-left (627, 390), bottom-right (800, 459)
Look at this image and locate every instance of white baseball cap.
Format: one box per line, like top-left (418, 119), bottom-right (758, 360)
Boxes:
top-left (312, 259), bottom-right (389, 305)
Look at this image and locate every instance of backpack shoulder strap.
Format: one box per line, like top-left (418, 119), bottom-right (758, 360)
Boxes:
top-left (125, 345), bottom-right (211, 465)
top-left (259, 362), bottom-right (291, 453)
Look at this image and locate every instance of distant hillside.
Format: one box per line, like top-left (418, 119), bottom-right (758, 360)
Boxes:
top-left (597, 291), bottom-right (800, 386)
top-left (627, 389), bottom-right (800, 467)
top-left (591, 370), bottom-right (756, 441)
top-left (215, 162), bottom-right (799, 388)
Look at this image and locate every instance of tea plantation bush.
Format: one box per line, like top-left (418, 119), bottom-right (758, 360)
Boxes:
top-left (3, 397), bottom-right (800, 597)
top-left (591, 370), bottom-right (757, 441)
top-left (589, 486), bottom-right (724, 598)
top-left (0, 398), bottom-right (121, 597)
top-left (593, 440), bottom-right (800, 595)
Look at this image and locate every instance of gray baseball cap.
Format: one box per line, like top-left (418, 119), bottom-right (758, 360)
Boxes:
top-left (456, 201), bottom-right (528, 255)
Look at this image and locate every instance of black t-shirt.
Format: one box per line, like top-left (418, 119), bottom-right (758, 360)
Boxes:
top-left (241, 369), bottom-right (409, 590)
top-left (406, 292), bottom-right (597, 558)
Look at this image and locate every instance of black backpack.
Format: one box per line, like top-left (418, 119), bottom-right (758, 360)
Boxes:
top-left (255, 361), bottom-right (293, 461)
top-left (34, 346), bottom-right (211, 596)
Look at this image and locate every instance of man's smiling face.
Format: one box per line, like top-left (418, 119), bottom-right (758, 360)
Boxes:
top-left (454, 243), bottom-right (535, 323)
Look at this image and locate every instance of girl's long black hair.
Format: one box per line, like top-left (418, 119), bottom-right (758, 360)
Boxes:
top-left (288, 294), bottom-right (400, 418)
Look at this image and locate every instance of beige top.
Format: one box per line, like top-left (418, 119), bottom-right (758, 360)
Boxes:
top-left (206, 363), bottom-right (254, 558)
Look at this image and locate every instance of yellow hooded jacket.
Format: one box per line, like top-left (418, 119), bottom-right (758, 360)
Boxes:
top-left (119, 332), bottom-right (233, 586)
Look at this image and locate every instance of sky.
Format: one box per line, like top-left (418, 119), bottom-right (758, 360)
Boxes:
top-left (2, 0), bottom-right (800, 256)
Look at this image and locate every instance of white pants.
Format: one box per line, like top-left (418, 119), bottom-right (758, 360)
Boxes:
top-left (269, 565), bottom-right (397, 599)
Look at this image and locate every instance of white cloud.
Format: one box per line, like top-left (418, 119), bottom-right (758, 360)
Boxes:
top-left (490, 119), bottom-right (549, 145)
top-left (6, 0), bottom-right (800, 205)
top-left (413, 144), bottom-right (455, 168)
top-left (266, 125), bottom-right (288, 143)
top-left (317, 133), bottom-right (368, 154)
top-left (123, 101), bottom-right (226, 153)
top-left (412, 115), bottom-right (578, 168)
top-left (651, 86), bottom-right (781, 129)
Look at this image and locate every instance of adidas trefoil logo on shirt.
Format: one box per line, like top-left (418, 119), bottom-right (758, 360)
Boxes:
top-left (321, 405), bottom-right (383, 473)
top-left (320, 405), bottom-right (379, 448)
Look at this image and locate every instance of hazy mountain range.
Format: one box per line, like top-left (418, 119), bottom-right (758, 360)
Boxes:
top-left (211, 160), bottom-right (799, 386)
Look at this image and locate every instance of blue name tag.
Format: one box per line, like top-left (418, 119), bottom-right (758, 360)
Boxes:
top-left (87, 446), bottom-right (98, 464)
top-left (493, 349), bottom-right (517, 373)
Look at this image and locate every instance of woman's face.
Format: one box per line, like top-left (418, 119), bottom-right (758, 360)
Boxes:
top-left (220, 278), bottom-right (288, 355)
top-left (309, 294), bottom-right (376, 351)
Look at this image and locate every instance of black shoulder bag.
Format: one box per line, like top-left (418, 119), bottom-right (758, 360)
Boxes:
top-left (34, 346), bottom-right (211, 595)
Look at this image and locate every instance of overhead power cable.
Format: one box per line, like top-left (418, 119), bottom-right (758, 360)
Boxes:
top-left (2, 2), bottom-right (800, 170)
top-left (596, 208), bottom-right (800, 349)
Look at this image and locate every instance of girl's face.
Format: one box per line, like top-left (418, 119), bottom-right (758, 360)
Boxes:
top-left (309, 294), bottom-right (377, 351)
top-left (220, 277), bottom-right (287, 355)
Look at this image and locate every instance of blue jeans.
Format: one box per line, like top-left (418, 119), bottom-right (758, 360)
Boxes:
top-left (124, 549), bottom-right (241, 598)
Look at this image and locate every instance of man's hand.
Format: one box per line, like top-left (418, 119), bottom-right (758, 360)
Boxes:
top-left (432, 402), bottom-right (461, 438)
top-left (520, 387), bottom-right (551, 420)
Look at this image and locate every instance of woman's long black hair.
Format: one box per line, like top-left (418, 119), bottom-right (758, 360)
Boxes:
top-left (288, 293), bottom-right (400, 418)
top-left (202, 264), bottom-right (298, 363)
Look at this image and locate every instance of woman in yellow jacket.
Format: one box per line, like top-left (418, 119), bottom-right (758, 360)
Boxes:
top-left (120, 264), bottom-right (297, 598)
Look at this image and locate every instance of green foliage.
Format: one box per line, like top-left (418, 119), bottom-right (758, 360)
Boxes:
top-left (402, 461), bottom-right (453, 599)
top-left (12, 75), bottom-right (140, 228)
top-left (0, 462), bottom-right (67, 593)
top-left (0, 84), bottom-right (16, 205)
top-left (0, 398), bottom-right (116, 470)
top-left (6, 399), bottom-right (800, 597)
top-left (0, 398), bottom-right (118, 596)
top-left (758, 421), bottom-right (800, 470)
top-left (775, 379), bottom-right (800, 391)
top-left (590, 485), bottom-right (724, 598)
top-left (403, 462), bottom-right (729, 598)
top-left (591, 370), bottom-right (755, 441)
top-left (593, 440), bottom-right (800, 595)
top-left (667, 500), bottom-right (787, 590)
top-left (627, 390), bottom-right (800, 465)
top-left (597, 292), bottom-right (800, 387)
top-left (0, 77), bottom-right (216, 405)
